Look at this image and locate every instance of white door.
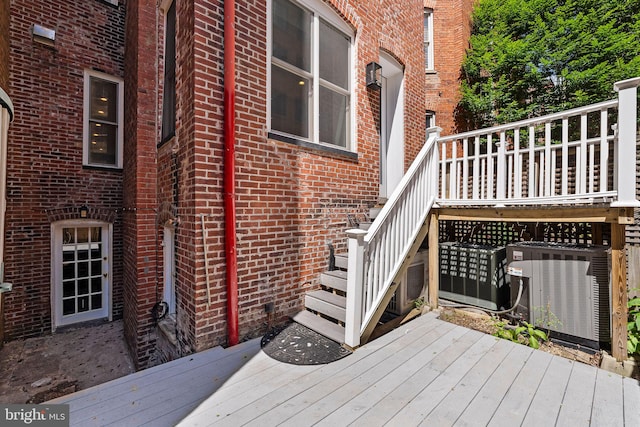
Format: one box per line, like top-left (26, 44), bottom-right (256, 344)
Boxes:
top-left (163, 226), bottom-right (176, 317)
top-left (379, 52), bottom-right (405, 200)
top-left (52, 222), bottom-right (111, 328)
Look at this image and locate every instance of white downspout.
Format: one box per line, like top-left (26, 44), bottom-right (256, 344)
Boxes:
top-left (0, 87), bottom-right (14, 293)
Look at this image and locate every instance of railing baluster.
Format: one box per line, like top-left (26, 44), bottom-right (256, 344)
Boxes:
top-left (561, 118), bottom-right (569, 196)
top-left (497, 131), bottom-right (507, 202)
top-left (487, 134), bottom-right (494, 199)
top-left (528, 125), bottom-right (535, 198)
top-left (545, 122), bottom-right (551, 196)
top-left (473, 136), bottom-right (480, 199)
top-left (579, 113), bottom-right (588, 194)
top-left (462, 138), bottom-right (469, 199)
top-left (441, 141), bottom-right (447, 198)
top-left (600, 109), bottom-right (609, 192)
top-left (589, 141), bottom-right (595, 193)
top-left (450, 140), bottom-right (458, 199)
top-left (514, 128), bottom-right (521, 198)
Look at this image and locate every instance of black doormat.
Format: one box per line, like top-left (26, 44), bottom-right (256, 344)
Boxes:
top-left (261, 322), bottom-right (352, 365)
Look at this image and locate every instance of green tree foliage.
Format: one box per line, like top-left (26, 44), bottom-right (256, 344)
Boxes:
top-left (458, 0), bottom-right (640, 129)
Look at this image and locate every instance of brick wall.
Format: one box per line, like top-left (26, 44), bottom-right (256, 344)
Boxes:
top-left (0, 0), bottom-right (9, 91)
top-left (425, 0), bottom-right (476, 136)
top-left (122, 0), bottom-right (161, 368)
top-left (4, 0), bottom-right (125, 339)
top-left (146, 0), bottom-right (427, 361)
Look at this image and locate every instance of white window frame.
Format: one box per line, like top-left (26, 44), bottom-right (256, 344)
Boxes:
top-left (51, 220), bottom-right (113, 330)
top-left (424, 8), bottom-right (434, 72)
top-left (426, 110), bottom-right (436, 129)
top-left (83, 69), bottom-right (124, 169)
top-left (267, 0), bottom-right (356, 151)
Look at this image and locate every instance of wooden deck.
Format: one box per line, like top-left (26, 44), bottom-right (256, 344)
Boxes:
top-left (51, 312), bottom-right (640, 426)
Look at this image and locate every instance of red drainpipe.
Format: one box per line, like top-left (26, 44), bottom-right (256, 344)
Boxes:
top-left (223, 0), bottom-right (239, 346)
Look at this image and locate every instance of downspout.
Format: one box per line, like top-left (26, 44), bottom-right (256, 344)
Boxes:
top-left (223, 0), bottom-right (239, 346)
top-left (0, 87), bottom-right (14, 294)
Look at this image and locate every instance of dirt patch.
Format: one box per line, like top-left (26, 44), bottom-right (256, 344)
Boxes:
top-left (0, 320), bottom-right (134, 404)
top-left (439, 307), bottom-right (602, 367)
top-left (26, 381), bottom-right (78, 404)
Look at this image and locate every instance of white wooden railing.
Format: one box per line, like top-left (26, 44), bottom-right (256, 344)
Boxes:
top-left (344, 78), bottom-right (640, 348)
top-left (438, 78), bottom-right (640, 208)
top-left (345, 131), bottom-right (439, 348)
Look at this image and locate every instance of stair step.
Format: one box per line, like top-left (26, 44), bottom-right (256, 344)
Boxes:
top-left (320, 269), bottom-right (348, 292)
top-left (334, 254), bottom-right (348, 270)
top-left (293, 310), bottom-right (345, 344)
top-left (305, 290), bottom-right (346, 322)
top-left (359, 221), bottom-right (372, 231)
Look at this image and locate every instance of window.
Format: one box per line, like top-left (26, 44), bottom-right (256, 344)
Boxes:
top-left (426, 110), bottom-right (436, 129)
top-left (424, 8), bottom-right (434, 71)
top-left (162, 0), bottom-right (176, 143)
top-left (83, 70), bottom-right (123, 168)
top-left (269, 0), bottom-right (353, 149)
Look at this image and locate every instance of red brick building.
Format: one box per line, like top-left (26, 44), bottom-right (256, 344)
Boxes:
top-left (3, 0), bottom-right (125, 341)
top-left (2, 0), bottom-right (475, 368)
top-left (424, 0), bottom-right (476, 136)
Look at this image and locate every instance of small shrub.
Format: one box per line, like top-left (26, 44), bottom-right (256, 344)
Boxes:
top-left (628, 297), bottom-right (640, 356)
top-left (493, 319), bottom-right (548, 349)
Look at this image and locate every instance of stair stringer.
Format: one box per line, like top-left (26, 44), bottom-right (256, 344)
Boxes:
top-left (359, 212), bottom-right (432, 345)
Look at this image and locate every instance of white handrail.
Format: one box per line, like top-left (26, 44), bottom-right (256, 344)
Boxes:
top-left (345, 131), bottom-right (439, 347)
top-left (438, 79), bottom-right (640, 207)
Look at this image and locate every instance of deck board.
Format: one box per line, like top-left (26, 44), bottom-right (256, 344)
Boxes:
top-left (487, 349), bottom-right (553, 427)
top-left (454, 342), bottom-right (533, 426)
top-left (51, 312), bottom-right (640, 426)
top-left (521, 355), bottom-right (573, 426)
top-left (420, 338), bottom-right (513, 426)
top-left (591, 369), bottom-right (625, 426)
top-left (555, 361), bottom-right (598, 426)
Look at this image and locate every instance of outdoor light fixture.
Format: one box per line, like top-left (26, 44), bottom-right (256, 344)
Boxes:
top-left (31, 24), bottom-right (56, 47)
top-left (366, 62), bottom-right (382, 89)
top-left (80, 206), bottom-right (88, 218)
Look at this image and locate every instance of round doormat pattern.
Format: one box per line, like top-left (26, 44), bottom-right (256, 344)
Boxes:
top-left (261, 322), bottom-right (352, 365)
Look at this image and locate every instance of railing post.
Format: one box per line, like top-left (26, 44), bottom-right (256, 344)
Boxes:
top-left (612, 77), bottom-right (640, 207)
top-left (345, 229), bottom-right (367, 348)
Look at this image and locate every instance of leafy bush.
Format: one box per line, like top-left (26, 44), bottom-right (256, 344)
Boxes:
top-left (628, 297), bottom-right (640, 355)
top-left (493, 319), bottom-right (548, 349)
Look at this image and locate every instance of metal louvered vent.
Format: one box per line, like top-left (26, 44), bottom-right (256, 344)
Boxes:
top-left (507, 242), bottom-right (610, 346)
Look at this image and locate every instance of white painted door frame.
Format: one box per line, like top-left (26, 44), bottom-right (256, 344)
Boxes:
top-left (379, 52), bottom-right (405, 200)
top-left (51, 220), bottom-right (112, 330)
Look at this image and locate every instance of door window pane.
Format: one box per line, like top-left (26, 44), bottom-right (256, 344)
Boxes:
top-left (319, 20), bottom-right (349, 90)
top-left (91, 294), bottom-right (102, 310)
top-left (271, 65), bottom-right (309, 138)
top-left (63, 299), bottom-right (75, 316)
top-left (319, 86), bottom-right (347, 147)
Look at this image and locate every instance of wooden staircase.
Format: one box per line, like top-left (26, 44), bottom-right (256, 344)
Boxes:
top-left (293, 209), bottom-right (380, 345)
top-left (292, 256), bottom-right (348, 344)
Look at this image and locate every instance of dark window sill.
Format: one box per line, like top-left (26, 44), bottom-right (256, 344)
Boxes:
top-left (82, 164), bottom-right (123, 172)
top-left (268, 132), bottom-right (358, 162)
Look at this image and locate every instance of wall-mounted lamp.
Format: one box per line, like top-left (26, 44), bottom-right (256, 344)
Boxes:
top-left (80, 206), bottom-right (88, 218)
top-left (32, 24), bottom-right (56, 48)
top-left (366, 62), bottom-right (382, 90)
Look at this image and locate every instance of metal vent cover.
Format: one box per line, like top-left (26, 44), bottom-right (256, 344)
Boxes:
top-left (507, 243), bottom-right (610, 344)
